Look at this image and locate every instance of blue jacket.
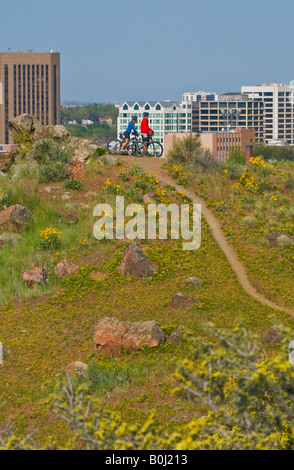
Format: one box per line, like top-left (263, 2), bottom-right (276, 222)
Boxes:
top-left (126, 121), bottom-right (138, 135)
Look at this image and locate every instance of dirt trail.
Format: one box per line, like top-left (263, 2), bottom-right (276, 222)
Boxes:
top-left (120, 155), bottom-right (294, 315)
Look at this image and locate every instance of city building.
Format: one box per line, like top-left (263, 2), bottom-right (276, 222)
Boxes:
top-left (117, 101), bottom-right (191, 145)
top-left (164, 128), bottom-right (255, 163)
top-left (182, 91), bottom-right (218, 102)
top-left (0, 51), bottom-right (60, 145)
top-left (241, 82), bottom-right (294, 144)
top-left (191, 93), bottom-right (264, 142)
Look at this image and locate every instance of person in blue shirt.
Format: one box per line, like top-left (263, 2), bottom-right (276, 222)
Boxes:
top-left (121, 116), bottom-right (139, 153)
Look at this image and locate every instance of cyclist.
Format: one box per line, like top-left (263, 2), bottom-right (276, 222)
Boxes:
top-left (141, 112), bottom-right (154, 154)
top-left (121, 116), bottom-right (139, 154)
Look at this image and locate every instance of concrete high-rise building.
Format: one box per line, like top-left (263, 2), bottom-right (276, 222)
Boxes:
top-left (241, 82), bottom-right (294, 144)
top-left (191, 93), bottom-right (264, 142)
top-left (0, 51), bottom-right (60, 144)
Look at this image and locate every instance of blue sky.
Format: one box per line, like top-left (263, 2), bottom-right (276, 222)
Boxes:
top-left (1, 0), bottom-right (294, 103)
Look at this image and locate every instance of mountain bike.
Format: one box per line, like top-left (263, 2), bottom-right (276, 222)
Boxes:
top-left (130, 134), bottom-right (163, 158)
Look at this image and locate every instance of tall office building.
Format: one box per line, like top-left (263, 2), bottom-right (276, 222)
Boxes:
top-left (0, 51), bottom-right (60, 144)
top-left (242, 82), bottom-right (294, 144)
top-left (191, 93), bottom-right (264, 142)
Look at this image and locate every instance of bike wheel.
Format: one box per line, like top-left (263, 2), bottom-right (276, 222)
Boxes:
top-left (107, 139), bottom-right (121, 155)
top-left (147, 141), bottom-right (163, 157)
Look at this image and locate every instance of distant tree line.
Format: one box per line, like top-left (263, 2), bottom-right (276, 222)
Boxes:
top-left (61, 103), bottom-right (118, 124)
top-left (61, 104), bottom-right (118, 143)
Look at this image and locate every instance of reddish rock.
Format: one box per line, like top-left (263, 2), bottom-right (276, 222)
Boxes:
top-left (94, 317), bottom-right (165, 356)
top-left (118, 243), bottom-right (157, 279)
top-left (169, 293), bottom-right (199, 309)
top-left (0, 205), bottom-right (31, 229)
top-left (66, 361), bottom-right (88, 376)
top-left (68, 159), bottom-right (86, 178)
top-left (23, 267), bottom-right (47, 289)
top-left (54, 259), bottom-right (79, 279)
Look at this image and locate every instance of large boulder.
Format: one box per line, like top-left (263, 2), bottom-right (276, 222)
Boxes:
top-left (70, 138), bottom-right (97, 163)
top-left (23, 267), bottom-right (47, 288)
top-left (50, 125), bottom-right (70, 141)
top-left (118, 243), bottom-right (157, 279)
top-left (54, 259), bottom-right (79, 279)
top-left (9, 114), bottom-right (43, 137)
top-left (0, 205), bottom-right (31, 229)
top-left (94, 317), bottom-right (165, 356)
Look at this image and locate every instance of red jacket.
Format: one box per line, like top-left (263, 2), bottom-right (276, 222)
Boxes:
top-left (141, 118), bottom-right (153, 135)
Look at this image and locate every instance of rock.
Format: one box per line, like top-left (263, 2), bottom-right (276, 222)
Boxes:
top-left (61, 194), bottom-right (71, 201)
top-left (168, 293), bottom-right (198, 309)
top-left (54, 259), bottom-right (79, 279)
top-left (23, 267), bottom-right (47, 288)
top-left (44, 187), bottom-right (53, 193)
top-left (118, 243), bottom-right (157, 279)
top-left (183, 277), bottom-right (202, 288)
top-left (68, 159), bottom-right (86, 178)
top-left (70, 138), bottom-right (97, 163)
top-left (0, 205), bottom-right (31, 229)
top-left (0, 232), bottom-right (23, 248)
top-left (9, 114), bottom-right (43, 137)
top-left (67, 202), bottom-right (89, 210)
top-left (94, 317), bottom-right (165, 356)
top-left (167, 327), bottom-right (185, 344)
top-left (0, 153), bottom-right (15, 173)
top-left (265, 231), bottom-right (294, 247)
top-left (143, 193), bottom-right (157, 204)
top-left (101, 155), bottom-right (119, 166)
top-left (50, 125), bottom-right (70, 141)
top-left (66, 361), bottom-right (88, 376)
top-left (57, 214), bottom-right (79, 225)
top-left (263, 326), bottom-right (282, 345)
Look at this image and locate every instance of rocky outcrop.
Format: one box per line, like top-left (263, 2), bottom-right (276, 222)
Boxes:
top-left (23, 267), bottom-right (48, 288)
top-left (54, 259), bottom-right (79, 279)
top-left (94, 317), bottom-right (165, 355)
top-left (0, 153), bottom-right (15, 173)
top-left (9, 114), bottom-right (69, 143)
top-left (70, 137), bottom-right (98, 163)
top-left (0, 205), bottom-right (31, 229)
top-left (265, 231), bottom-right (294, 247)
top-left (118, 243), bottom-right (157, 279)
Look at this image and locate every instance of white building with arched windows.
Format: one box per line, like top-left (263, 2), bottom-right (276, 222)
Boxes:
top-left (117, 101), bottom-right (192, 150)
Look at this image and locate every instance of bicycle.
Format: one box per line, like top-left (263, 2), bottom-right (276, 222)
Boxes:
top-left (130, 134), bottom-right (163, 158)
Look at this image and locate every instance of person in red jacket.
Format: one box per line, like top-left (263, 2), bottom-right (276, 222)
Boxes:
top-left (141, 112), bottom-right (154, 154)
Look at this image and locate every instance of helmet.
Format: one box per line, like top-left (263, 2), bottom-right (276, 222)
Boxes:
top-left (132, 115), bottom-right (138, 121)
top-left (143, 112), bottom-right (149, 117)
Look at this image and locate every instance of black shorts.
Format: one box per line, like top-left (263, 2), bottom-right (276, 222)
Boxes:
top-left (142, 134), bottom-right (150, 143)
top-left (124, 131), bottom-right (131, 140)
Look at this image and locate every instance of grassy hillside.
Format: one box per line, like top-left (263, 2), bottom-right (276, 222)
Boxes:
top-left (0, 153), bottom-right (293, 445)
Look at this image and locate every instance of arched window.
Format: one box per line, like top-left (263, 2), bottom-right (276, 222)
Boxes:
top-left (173, 106), bottom-right (176, 111)
top-left (134, 104), bottom-right (139, 110)
top-left (155, 104), bottom-right (161, 110)
top-left (145, 104), bottom-right (150, 110)
top-left (123, 104), bottom-right (128, 110)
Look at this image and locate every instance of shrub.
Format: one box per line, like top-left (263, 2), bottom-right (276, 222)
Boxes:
top-left (227, 147), bottom-right (245, 164)
top-left (92, 147), bottom-right (107, 158)
top-left (64, 178), bottom-right (84, 190)
top-left (32, 139), bottom-right (72, 183)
